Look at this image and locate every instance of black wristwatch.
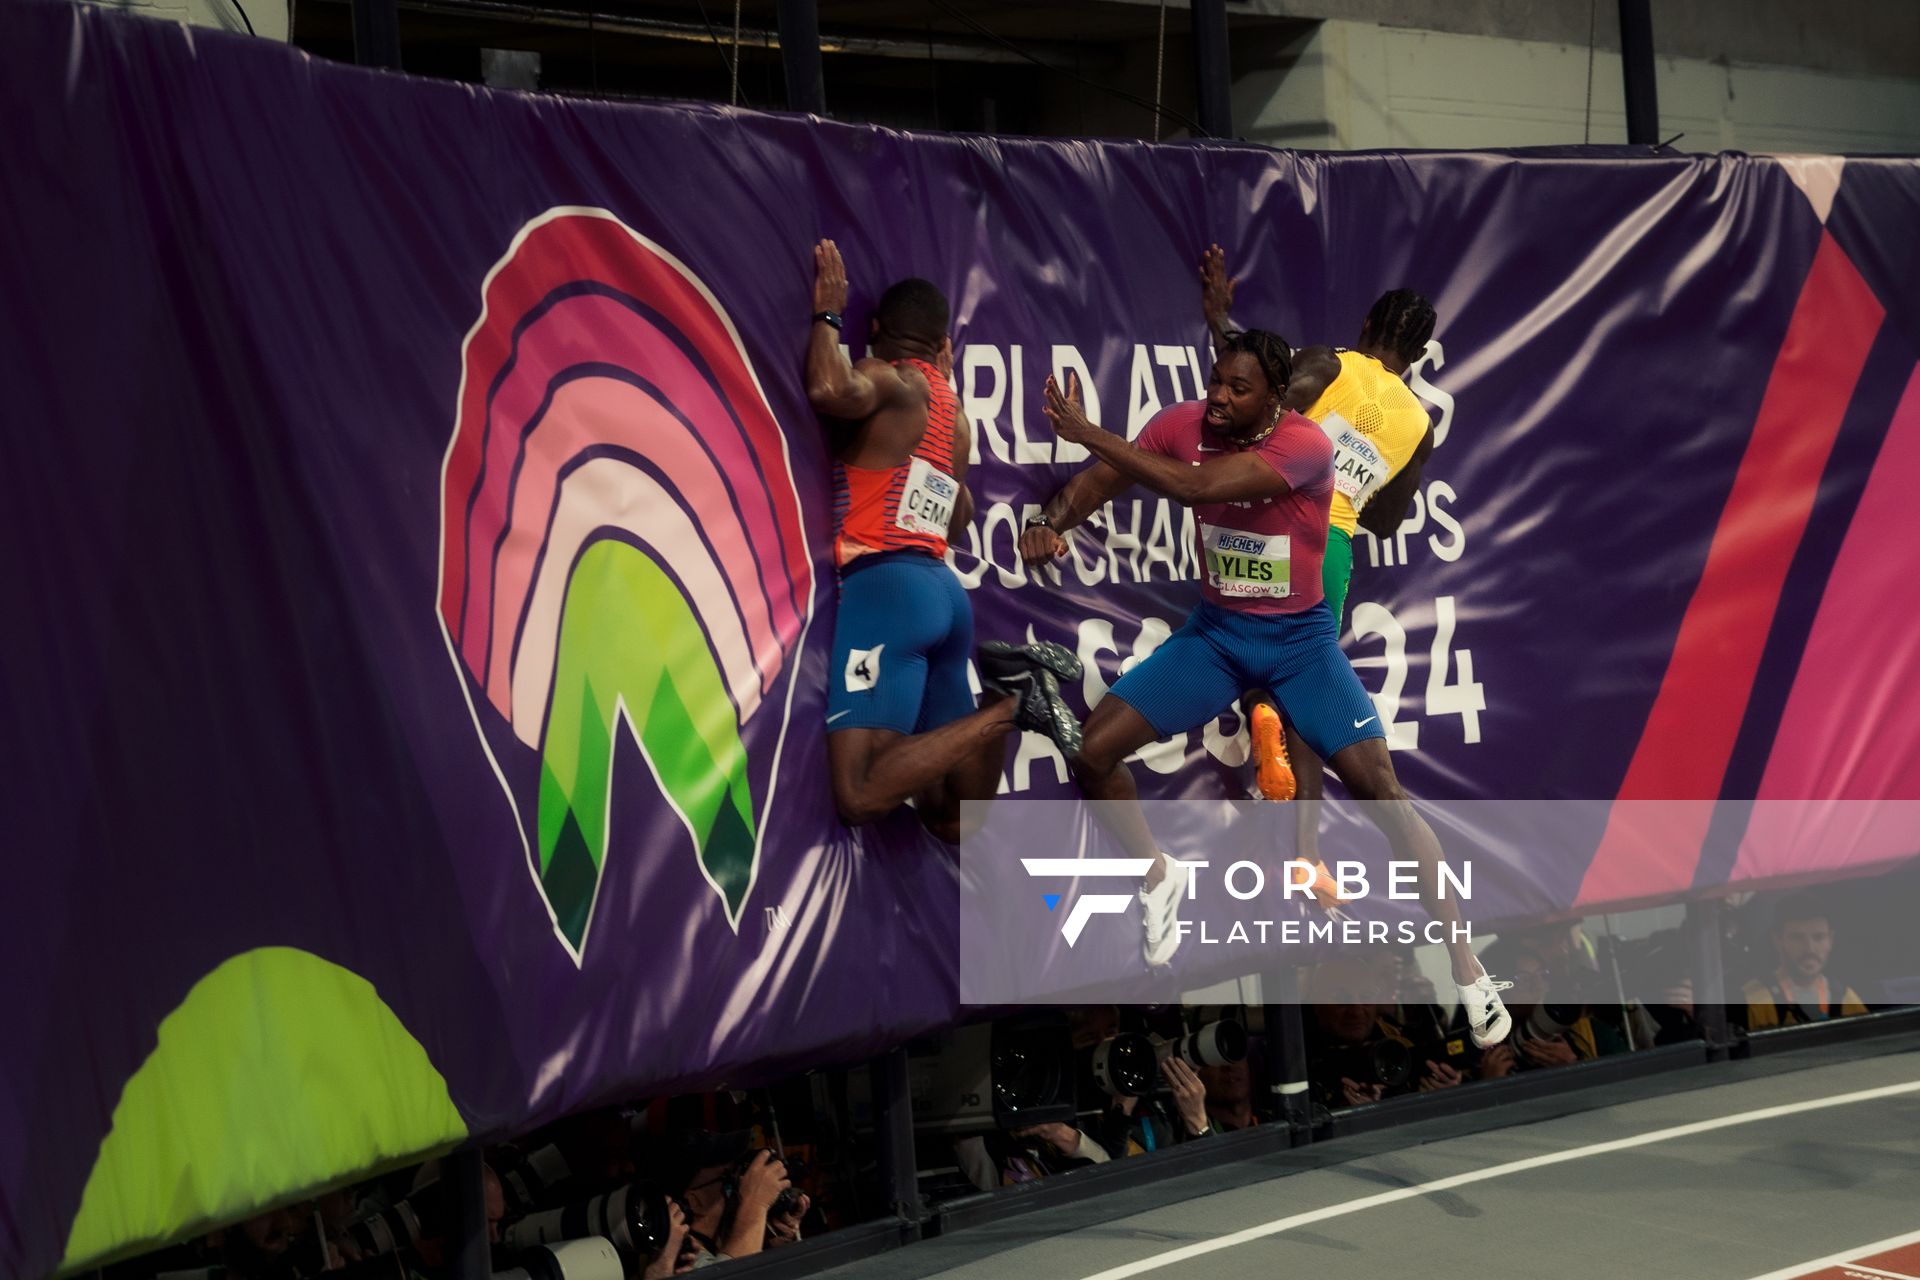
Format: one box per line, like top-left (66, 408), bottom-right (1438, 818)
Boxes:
top-left (1023, 513), bottom-right (1054, 531)
top-left (812, 310), bottom-right (843, 330)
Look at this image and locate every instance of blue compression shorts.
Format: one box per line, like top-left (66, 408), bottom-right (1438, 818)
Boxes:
top-left (1107, 600), bottom-right (1386, 761)
top-left (826, 550), bottom-right (976, 735)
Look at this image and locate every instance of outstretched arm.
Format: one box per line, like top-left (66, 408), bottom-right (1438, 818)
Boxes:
top-left (1041, 374), bottom-right (1290, 508)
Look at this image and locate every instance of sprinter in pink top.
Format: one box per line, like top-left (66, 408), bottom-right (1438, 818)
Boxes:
top-left (1021, 330), bottom-right (1511, 1047)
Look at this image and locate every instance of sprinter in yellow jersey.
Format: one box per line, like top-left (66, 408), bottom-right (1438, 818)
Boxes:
top-left (1201, 247), bottom-right (1440, 892)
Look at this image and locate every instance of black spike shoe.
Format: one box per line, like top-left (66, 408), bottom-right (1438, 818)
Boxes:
top-left (978, 641), bottom-right (1085, 757)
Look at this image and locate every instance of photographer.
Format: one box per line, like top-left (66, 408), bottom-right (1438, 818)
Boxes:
top-left (1071, 1007), bottom-right (1213, 1157)
top-left (1475, 931), bottom-right (1604, 1079)
top-left (1306, 958), bottom-right (1464, 1108)
top-left (674, 1134), bottom-right (810, 1268)
top-left (1738, 894), bottom-right (1868, 1031)
top-left (1091, 1056), bottom-right (1214, 1157)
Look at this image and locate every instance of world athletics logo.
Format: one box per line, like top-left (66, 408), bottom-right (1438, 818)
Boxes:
top-left (437, 208), bottom-right (816, 962)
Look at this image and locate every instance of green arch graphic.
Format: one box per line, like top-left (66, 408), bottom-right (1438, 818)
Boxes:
top-left (537, 539), bottom-right (757, 950)
top-left (60, 947), bottom-right (466, 1275)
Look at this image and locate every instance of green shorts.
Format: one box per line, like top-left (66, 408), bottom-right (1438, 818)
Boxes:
top-left (1323, 526), bottom-right (1353, 633)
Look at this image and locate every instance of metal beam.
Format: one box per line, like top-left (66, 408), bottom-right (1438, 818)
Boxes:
top-left (1618, 0), bottom-right (1659, 146)
top-left (1263, 967), bottom-right (1312, 1139)
top-left (1190, 0), bottom-right (1231, 138)
top-left (870, 1049), bottom-right (923, 1227)
top-left (1687, 899), bottom-right (1732, 1061)
top-left (440, 1147), bottom-right (491, 1280)
top-left (350, 0), bottom-right (402, 67)
top-left (778, 0), bottom-right (826, 114)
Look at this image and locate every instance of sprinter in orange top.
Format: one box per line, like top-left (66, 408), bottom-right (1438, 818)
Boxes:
top-left (805, 240), bottom-right (1079, 842)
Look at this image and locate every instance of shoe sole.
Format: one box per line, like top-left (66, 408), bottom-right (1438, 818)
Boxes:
top-left (979, 640), bottom-right (1084, 688)
top-left (1250, 704), bottom-right (1296, 802)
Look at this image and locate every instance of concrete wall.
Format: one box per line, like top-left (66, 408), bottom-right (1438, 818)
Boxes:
top-left (1232, 18), bottom-right (1920, 154)
top-left (102, 0), bottom-right (289, 43)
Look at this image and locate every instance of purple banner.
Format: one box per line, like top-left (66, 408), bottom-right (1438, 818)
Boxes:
top-left (4, 3), bottom-right (1919, 1273)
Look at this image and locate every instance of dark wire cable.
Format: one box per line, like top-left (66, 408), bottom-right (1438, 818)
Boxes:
top-left (1583, 0), bottom-right (1596, 144)
top-left (927, 0), bottom-right (1208, 138)
top-left (228, 0), bottom-right (256, 36)
top-left (691, 0), bottom-right (750, 107)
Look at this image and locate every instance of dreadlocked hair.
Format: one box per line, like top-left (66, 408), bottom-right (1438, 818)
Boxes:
top-left (1360, 289), bottom-right (1437, 365)
top-left (1222, 328), bottom-right (1293, 398)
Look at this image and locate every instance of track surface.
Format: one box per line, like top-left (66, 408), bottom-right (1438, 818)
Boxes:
top-left (815, 1042), bottom-right (1920, 1280)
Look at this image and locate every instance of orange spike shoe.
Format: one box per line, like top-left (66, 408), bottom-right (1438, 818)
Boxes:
top-left (1295, 857), bottom-right (1353, 917)
top-left (1249, 701), bottom-right (1296, 802)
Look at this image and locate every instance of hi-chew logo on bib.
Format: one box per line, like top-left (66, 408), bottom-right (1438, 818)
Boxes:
top-left (896, 456), bottom-right (958, 538)
top-left (1323, 414), bottom-right (1387, 508)
top-left (1203, 524), bottom-right (1290, 597)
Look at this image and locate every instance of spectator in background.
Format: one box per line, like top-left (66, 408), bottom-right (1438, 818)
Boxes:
top-left (1092, 1056), bottom-right (1214, 1156)
top-left (1195, 1054), bottom-right (1265, 1132)
top-left (1475, 928), bottom-right (1615, 1079)
top-left (1067, 1006), bottom-right (1213, 1157)
top-left (1306, 957), bottom-right (1464, 1108)
top-left (671, 1133), bottom-right (809, 1268)
top-left (1740, 894), bottom-right (1869, 1030)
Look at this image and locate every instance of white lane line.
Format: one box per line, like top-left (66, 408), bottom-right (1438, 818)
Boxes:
top-left (1077, 1080), bottom-right (1920, 1280)
top-left (1742, 1227), bottom-right (1920, 1280)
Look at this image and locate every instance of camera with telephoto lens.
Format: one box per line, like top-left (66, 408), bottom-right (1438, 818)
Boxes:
top-left (494, 1143), bottom-right (575, 1216)
top-left (492, 1237), bottom-right (626, 1280)
top-left (502, 1182), bottom-right (677, 1267)
top-left (722, 1149), bottom-right (806, 1217)
top-left (343, 1179), bottom-right (453, 1259)
top-left (1154, 1019), bottom-right (1248, 1070)
top-left (1085, 1031), bottom-right (1159, 1099)
top-left (1509, 966), bottom-right (1603, 1065)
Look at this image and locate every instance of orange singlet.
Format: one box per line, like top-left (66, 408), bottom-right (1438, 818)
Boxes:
top-left (832, 357), bottom-right (960, 568)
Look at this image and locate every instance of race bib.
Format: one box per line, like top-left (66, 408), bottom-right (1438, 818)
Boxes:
top-left (1202, 523), bottom-right (1290, 598)
top-left (1323, 414), bottom-right (1387, 509)
top-left (895, 455), bottom-right (959, 539)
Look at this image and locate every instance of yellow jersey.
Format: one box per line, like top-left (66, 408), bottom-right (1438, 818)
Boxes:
top-left (1301, 351), bottom-right (1432, 536)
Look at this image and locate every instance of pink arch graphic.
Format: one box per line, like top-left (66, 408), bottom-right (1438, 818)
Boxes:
top-left (439, 209), bottom-right (813, 735)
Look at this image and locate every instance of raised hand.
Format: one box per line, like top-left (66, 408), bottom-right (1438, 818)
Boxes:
top-left (641, 1200), bottom-right (689, 1279)
top-left (1041, 371), bottom-right (1097, 444)
top-left (1201, 243), bottom-right (1237, 328)
top-left (766, 1192), bottom-right (811, 1247)
top-left (1160, 1056), bottom-right (1210, 1136)
top-left (735, 1150), bottom-right (791, 1214)
top-left (813, 239), bottom-right (848, 315)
